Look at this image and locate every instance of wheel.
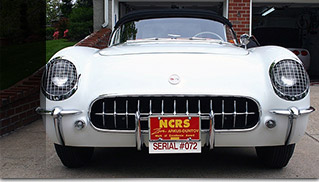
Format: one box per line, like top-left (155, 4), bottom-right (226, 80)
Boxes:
top-left (255, 144), bottom-right (295, 168)
top-left (54, 144), bottom-right (94, 168)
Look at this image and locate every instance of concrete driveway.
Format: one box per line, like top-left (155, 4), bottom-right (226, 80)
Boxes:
top-left (1, 86), bottom-right (319, 179)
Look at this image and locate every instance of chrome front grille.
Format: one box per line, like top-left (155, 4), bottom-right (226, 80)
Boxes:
top-left (89, 96), bottom-right (260, 131)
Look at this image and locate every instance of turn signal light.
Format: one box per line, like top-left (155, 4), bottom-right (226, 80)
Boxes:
top-left (292, 50), bottom-right (299, 56)
top-left (301, 50), bottom-right (308, 56)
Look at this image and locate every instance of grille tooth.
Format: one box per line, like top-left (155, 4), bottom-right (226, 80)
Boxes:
top-left (90, 96), bottom-right (260, 131)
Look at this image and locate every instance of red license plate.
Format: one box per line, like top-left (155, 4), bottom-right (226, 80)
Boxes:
top-left (149, 116), bottom-right (200, 141)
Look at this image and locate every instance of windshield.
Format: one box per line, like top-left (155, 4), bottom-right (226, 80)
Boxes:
top-left (110, 17), bottom-right (237, 45)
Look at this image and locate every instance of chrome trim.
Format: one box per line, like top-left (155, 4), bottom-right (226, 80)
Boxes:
top-left (136, 100), bottom-right (142, 150)
top-left (126, 100), bottom-right (129, 128)
top-left (173, 100), bottom-right (177, 115)
top-left (300, 106), bottom-right (315, 115)
top-left (270, 106), bottom-right (315, 145)
top-left (161, 100), bottom-right (164, 115)
top-left (149, 100), bottom-right (152, 115)
top-left (221, 99), bottom-right (225, 128)
top-left (53, 116), bottom-right (64, 145)
top-left (52, 107), bottom-right (64, 145)
top-left (270, 106), bottom-right (315, 116)
top-left (35, 107), bottom-right (52, 115)
top-left (89, 126), bottom-right (136, 133)
top-left (87, 94), bottom-right (262, 134)
top-left (214, 122), bottom-right (261, 133)
top-left (233, 100), bottom-right (236, 128)
top-left (41, 57), bottom-right (80, 101)
top-left (240, 34), bottom-right (250, 49)
top-left (245, 101), bottom-right (248, 126)
top-left (198, 99), bottom-right (201, 115)
top-left (209, 99), bottom-right (215, 149)
top-left (114, 100), bottom-right (117, 128)
top-left (269, 59), bottom-right (310, 101)
top-left (36, 107), bottom-right (82, 116)
top-left (186, 99), bottom-right (189, 115)
top-left (36, 107), bottom-right (82, 146)
top-left (103, 102), bottom-right (106, 127)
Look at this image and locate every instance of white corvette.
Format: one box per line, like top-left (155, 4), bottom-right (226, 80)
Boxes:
top-left (37, 10), bottom-right (315, 168)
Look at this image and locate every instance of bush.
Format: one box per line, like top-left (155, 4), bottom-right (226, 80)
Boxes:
top-left (57, 17), bottom-right (69, 37)
top-left (68, 7), bottom-right (93, 41)
top-left (46, 27), bottom-right (55, 40)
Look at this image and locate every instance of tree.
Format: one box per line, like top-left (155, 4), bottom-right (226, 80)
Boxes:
top-left (46, 0), bottom-right (60, 25)
top-left (61, 0), bottom-right (73, 18)
top-left (68, 5), bottom-right (93, 41)
top-left (76, 0), bottom-right (93, 8)
top-left (1, 0), bottom-right (45, 43)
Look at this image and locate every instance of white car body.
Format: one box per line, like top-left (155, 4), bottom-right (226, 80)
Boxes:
top-left (41, 42), bottom-right (311, 147)
top-left (38, 10), bottom-right (314, 168)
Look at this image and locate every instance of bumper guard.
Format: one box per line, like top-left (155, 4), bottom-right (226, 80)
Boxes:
top-left (270, 106), bottom-right (315, 145)
top-left (36, 107), bottom-right (82, 146)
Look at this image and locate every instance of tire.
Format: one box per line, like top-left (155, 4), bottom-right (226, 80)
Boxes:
top-left (255, 144), bottom-right (295, 168)
top-left (54, 144), bottom-right (94, 168)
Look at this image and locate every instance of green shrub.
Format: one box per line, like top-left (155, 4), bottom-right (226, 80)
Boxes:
top-left (68, 7), bottom-right (93, 41)
top-left (46, 27), bottom-right (55, 40)
top-left (57, 17), bottom-right (69, 37)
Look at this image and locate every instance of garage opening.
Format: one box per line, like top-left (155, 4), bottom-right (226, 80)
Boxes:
top-left (252, 3), bottom-right (319, 79)
top-left (118, 2), bottom-right (224, 18)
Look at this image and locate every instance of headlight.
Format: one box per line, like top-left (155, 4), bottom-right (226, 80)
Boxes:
top-left (42, 58), bottom-right (78, 101)
top-left (270, 59), bottom-right (309, 101)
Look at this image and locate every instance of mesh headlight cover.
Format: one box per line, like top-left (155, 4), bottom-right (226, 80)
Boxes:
top-left (270, 59), bottom-right (309, 101)
top-left (42, 58), bottom-right (78, 101)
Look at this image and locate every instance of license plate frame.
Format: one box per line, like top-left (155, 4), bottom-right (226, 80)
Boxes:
top-left (148, 115), bottom-right (201, 154)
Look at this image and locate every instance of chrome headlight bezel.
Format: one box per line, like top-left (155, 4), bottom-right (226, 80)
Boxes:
top-left (269, 59), bottom-right (310, 101)
top-left (41, 57), bottom-right (79, 101)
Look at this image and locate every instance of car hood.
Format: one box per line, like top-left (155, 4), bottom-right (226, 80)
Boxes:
top-left (99, 41), bottom-right (249, 56)
top-left (48, 45), bottom-right (304, 112)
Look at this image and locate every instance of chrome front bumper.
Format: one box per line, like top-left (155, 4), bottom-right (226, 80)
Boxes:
top-left (36, 106), bottom-right (315, 148)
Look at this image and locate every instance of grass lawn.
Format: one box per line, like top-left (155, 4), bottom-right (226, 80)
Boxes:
top-left (46, 39), bottom-right (76, 62)
top-left (0, 39), bottom-right (76, 90)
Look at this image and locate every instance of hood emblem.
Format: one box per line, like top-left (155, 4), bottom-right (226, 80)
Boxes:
top-left (168, 74), bottom-right (180, 85)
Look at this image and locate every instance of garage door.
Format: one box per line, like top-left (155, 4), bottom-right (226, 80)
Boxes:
top-left (119, 1), bottom-right (225, 18)
top-left (252, 2), bottom-right (319, 79)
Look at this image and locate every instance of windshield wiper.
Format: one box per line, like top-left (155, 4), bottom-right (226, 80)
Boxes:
top-left (138, 37), bottom-right (159, 40)
top-left (189, 37), bottom-right (226, 44)
top-left (126, 37), bottom-right (159, 43)
top-left (189, 37), bottom-right (207, 40)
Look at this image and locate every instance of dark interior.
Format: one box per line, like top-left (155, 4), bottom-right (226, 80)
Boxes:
top-left (252, 3), bottom-right (319, 78)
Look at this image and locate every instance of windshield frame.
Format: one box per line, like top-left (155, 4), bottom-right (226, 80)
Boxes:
top-left (109, 9), bottom-right (238, 47)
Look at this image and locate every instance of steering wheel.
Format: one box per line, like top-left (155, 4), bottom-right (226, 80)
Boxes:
top-left (193, 32), bottom-right (224, 41)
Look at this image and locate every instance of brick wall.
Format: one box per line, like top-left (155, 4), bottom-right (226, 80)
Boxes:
top-left (228, 0), bottom-right (251, 38)
top-left (0, 68), bottom-right (43, 136)
top-left (76, 28), bottom-right (112, 49)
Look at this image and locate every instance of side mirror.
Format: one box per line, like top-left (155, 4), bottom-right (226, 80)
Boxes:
top-left (240, 34), bottom-right (250, 49)
top-left (240, 34), bottom-right (260, 49)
